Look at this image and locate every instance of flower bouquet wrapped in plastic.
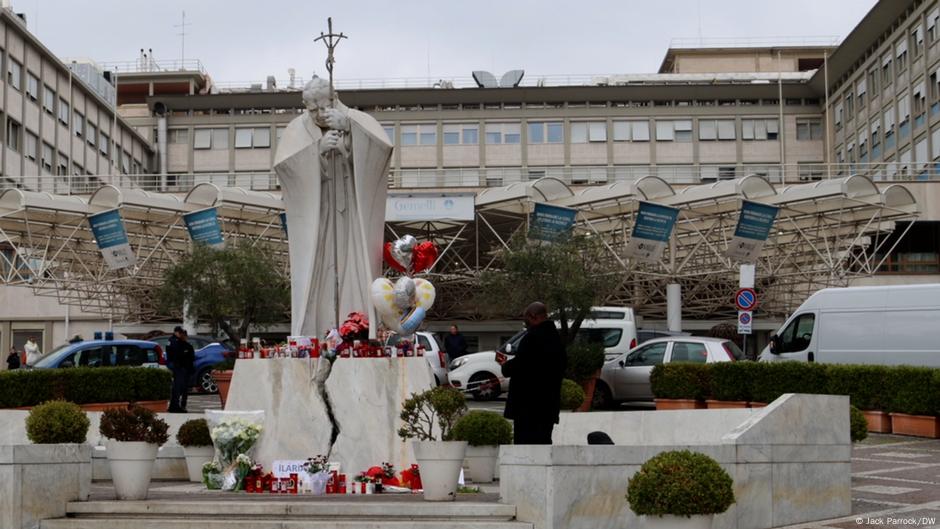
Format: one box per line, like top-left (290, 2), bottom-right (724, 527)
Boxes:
top-left (205, 410), bottom-right (265, 491)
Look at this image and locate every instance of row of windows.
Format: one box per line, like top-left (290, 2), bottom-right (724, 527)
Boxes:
top-left (836, 125), bottom-right (940, 177)
top-left (4, 117), bottom-right (141, 175)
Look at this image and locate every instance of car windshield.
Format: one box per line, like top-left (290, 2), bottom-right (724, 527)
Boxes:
top-left (499, 330), bottom-right (527, 353)
top-left (31, 343), bottom-right (79, 368)
top-left (723, 341), bottom-right (747, 361)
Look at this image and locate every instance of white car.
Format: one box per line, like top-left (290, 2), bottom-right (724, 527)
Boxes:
top-left (593, 336), bottom-right (746, 408)
top-left (385, 331), bottom-right (449, 386)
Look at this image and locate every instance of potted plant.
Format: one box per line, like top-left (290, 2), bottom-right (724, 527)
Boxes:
top-left (99, 405), bottom-right (170, 500)
top-left (25, 400), bottom-right (91, 444)
top-left (451, 411), bottom-right (512, 483)
top-left (398, 386), bottom-right (468, 501)
top-left (177, 418), bottom-right (215, 483)
top-left (650, 364), bottom-right (710, 410)
top-left (212, 358), bottom-right (236, 408)
top-left (560, 379), bottom-right (586, 411)
top-left (627, 450), bottom-right (735, 529)
top-left (565, 342), bottom-right (605, 411)
top-left (850, 405), bottom-right (868, 443)
top-left (888, 367), bottom-right (940, 438)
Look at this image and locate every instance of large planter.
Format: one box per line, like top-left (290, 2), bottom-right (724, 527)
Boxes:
top-left (0, 444), bottom-right (92, 529)
top-left (182, 445), bottom-right (215, 483)
top-left (214, 370), bottom-right (234, 408)
top-left (862, 410), bottom-right (892, 433)
top-left (412, 440), bottom-right (468, 501)
top-left (577, 370), bottom-right (602, 412)
top-left (465, 445), bottom-right (499, 483)
top-left (705, 400), bottom-right (748, 409)
top-left (641, 514), bottom-right (713, 529)
top-left (890, 413), bottom-right (940, 438)
top-left (106, 440), bottom-right (159, 500)
top-left (654, 399), bottom-right (704, 410)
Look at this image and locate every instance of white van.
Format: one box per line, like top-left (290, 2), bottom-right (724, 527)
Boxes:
top-left (760, 284), bottom-right (940, 366)
top-left (579, 306), bottom-right (639, 362)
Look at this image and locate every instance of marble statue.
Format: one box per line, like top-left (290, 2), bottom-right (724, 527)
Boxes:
top-left (274, 77), bottom-right (393, 337)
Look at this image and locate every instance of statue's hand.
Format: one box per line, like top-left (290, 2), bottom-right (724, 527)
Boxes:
top-left (319, 130), bottom-right (344, 155)
top-left (322, 108), bottom-right (350, 132)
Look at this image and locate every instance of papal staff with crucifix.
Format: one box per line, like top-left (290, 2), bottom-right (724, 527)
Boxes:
top-left (274, 18), bottom-right (393, 339)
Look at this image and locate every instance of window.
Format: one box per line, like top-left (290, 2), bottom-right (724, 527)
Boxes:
top-left (5, 119), bottom-right (20, 152)
top-left (871, 118), bottom-right (882, 159)
top-left (899, 92), bottom-right (911, 138)
top-left (798, 162), bottom-right (824, 181)
top-left (884, 106), bottom-right (896, 149)
top-left (796, 119), bottom-right (823, 140)
top-left (24, 131), bottom-right (37, 161)
top-left (73, 112), bottom-right (84, 137)
top-left (914, 80), bottom-right (927, 127)
top-left (570, 121), bottom-right (607, 143)
top-left (167, 129), bottom-right (189, 144)
top-left (656, 120), bottom-right (692, 142)
top-left (99, 132), bottom-right (109, 155)
top-left (844, 93), bottom-right (854, 120)
top-left (882, 54), bottom-right (893, 86)
top-left (912, 25), bottom-right (924, 57)
top-left (742, 119), bottom-right (779, 140)
top-left (777, 313), bottom-right (815, 353)
top-left (401, 123), bottom-right (437, 145)
top-left (7, 58), bottom-right (21, 91)
top-left (699, 119), bottom-right (735, 140)
top-left (896, 38), bottom-right (908, 74)
top-left (57, 99), bottom-right (69, 126)
top-left (121, 150), bottom-right (130, 174)
top-left (41, 142), bottom-right (53, 173)
top-left (624, 342), bottom-right (667, 367)
top-left (858, 132), bottom-right (868, 161)
top-left (443, 123), bottom-right (479, 145)
top-left (857, 78), bottom-right (867, 110)
top-left (916, 136), bottom-right (928, 171)
top-left (574, 328), bottom-right (623, 348)
top-left (462, 124), bottom-right (479, 144)
top-left (42, 85), bottom-right (55, 114)
top-left (701, 165), bottom-right (737, 181)
top-left (86, 123), bottom-right (97, 147)
top-left (527, 122), bottom-right (563, 144)
top-left (234, 127), bottom-right (270, 148)
top-left (57, 154), bottom-right (68, 176)
top-left (670, 342), bottom-right (708, 364)
top-left (930, 7), bottom-right (940, 44)
top-left (26, 72), bottom-right (39, 101)
top-left (193, 128), bottom-right (228, 149)
top-left (382, 125), bottom-right (394, 143)
top-left (612, 120), bottom-right (649, 141)
top-left (868, 68), bottom-right (878, 97)
top-left (931, 71), bottom-right (940, 115)
top-left (484, 123), bottom-right (520, 144)
top-left (875, 221), bottom-right (940, 273)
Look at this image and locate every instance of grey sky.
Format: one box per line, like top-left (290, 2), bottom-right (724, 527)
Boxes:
top-left (14, 0), bottom-right (877, 85)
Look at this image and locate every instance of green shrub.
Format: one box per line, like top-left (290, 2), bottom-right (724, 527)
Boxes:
top-left (749, 362), bottom-right (828, 404)
top-left (627, 450), bottom-right (735, 516)
top-left (25, 401), bottom-right (90, 444)
top-left (825, 365), bottom-right (891, 411)
top-left (560, 379), bottom-right (585, 410)
top-left (565, 342), bottom-right (605, 383)
top-left (650, 363), bottom-right (711, 400)
top-left (177, 418), bottom-right (213, 447)
top-left (708, 362), bottom-right (761, 402)
top-left (451, 411), bottom-right (513, 446)
top-left (398, 386), bottom-right (467, 442)
top-left (0, 367), bottom-right (171, 408)
top-left (888, 366), bottom-right (940, 416)
top-left (99, 405), bottom-right (170, 445)
top-left (850, 405), bottom-right (868, 443)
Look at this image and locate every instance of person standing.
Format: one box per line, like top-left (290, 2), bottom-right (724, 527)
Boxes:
top-left (496, 302), bottom-right (566, 444)
top-left (443, 325), bottom-right (468, 362)
top-left (167, 327), bottom-right (196, 413)
top-left (24, 337), bottom-right (42, 366)
top-left (6, 347), bottom-right (20, 370)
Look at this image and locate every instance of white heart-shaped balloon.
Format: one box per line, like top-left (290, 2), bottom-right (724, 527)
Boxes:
top-left (413, 278), bottom-right (436, 311)
top-left (393, 276), bottom-right (417, 312)
top-left (370, 278), bottom-right (401, 318)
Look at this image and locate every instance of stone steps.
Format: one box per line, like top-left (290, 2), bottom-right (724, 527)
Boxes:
top-left (41, 500), bottom-right (533, 529)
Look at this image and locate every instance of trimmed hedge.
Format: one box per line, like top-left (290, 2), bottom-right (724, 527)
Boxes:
top-left (749, 362), bottom-right (828, 404)
top-left (888, 367), bottom-right (940, 416)
top-left (709, 362), bottom-right (761, 402)
top-left (565, 342), bottom-right (606, 383)
top-left (627, 450), bottom-right (735, 516)
top-left (560, 379), bottom-right (586, 411)
top-left (826, 365), bottom-right (892, 411)
top-left (650, 363), bottom-right (711, 400)
top-left (0, 367), bottom-right (171, 408)
top-left (26, 401), bottom-right (91, 444)
top-left (452, 411), bottom-right (513, 446)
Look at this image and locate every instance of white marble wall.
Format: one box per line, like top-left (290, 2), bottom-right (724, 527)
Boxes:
top-left (0, 444), bottom-right (91, 529)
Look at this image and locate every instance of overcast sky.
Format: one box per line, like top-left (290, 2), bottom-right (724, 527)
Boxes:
top-left (13, 0), bottom-right (877, 85)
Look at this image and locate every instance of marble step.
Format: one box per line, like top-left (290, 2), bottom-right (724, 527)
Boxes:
top-left (64, 500), bottom-right (517, 520)
top-left (42, 519), bottom-right (533, 529)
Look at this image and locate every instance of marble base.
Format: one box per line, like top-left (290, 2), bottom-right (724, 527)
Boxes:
top-left (0, 444), bottom-right (92, 529)
top-left (225, 357), bottom-right (435, 476)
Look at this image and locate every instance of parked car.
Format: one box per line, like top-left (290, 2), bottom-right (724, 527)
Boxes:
top-left (30, 339), bottom-right (164, 369)
top-left (384, 331), bottom-right (449, 386)
top-left (449, 306), bottom-right (639, 401)
top-left (593, 336), bottom-right (745, 408)
top-left (760, 284), bottom-right (940, 366)
top-left (148, 335), bottom-right (236, 393)
top-left (636, 329), bottom-right (690, 345)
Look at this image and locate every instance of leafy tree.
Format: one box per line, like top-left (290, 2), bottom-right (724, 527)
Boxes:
top-left (478, 234), bottom-right (615, 344)
top-left (155, 243), bottom-right (289, 343)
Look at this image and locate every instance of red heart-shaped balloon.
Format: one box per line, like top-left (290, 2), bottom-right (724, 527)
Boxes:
top-left (412, 242), bottom-right (438, 274)
top-left (383, 242), bottom-right (407, 273)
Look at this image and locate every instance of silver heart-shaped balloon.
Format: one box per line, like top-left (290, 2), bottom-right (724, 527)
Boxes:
top-left (391, 235), bottom-right (417, 270)
top-left (392, 276), bottom-right (417, 311)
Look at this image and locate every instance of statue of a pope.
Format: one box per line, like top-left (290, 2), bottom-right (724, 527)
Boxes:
top-left (274, 78), bottom-right (393, 337)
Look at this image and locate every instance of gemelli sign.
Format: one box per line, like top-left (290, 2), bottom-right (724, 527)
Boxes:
top-left (88, 209), bottom-right (136, 270)
top-left (183, 207), bottom-right (225, 248)
top-left (385, 194), bottom-right (475, 222)
top-left (726, 200), bottom-right (779, 263)
top-left (625, 201), bottom-right (680, 263)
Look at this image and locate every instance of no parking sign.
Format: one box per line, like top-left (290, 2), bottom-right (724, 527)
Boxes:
top-left (738, 311), bottom-right (753, 335)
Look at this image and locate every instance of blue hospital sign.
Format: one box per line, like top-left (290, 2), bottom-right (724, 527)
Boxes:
top-left (726, 201), bottom-right (779, 263)
top-left (88, 209), bottom-right (136, 270)
top-left (528, 203), bottom-right (577, 242)
top-left (625, 202), bottom-right (680, 263)
top-left (183, 207), bottom-right (225, 248)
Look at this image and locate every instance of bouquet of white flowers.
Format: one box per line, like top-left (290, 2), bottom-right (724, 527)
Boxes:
top-left (205, 410), bottom-right (265, 491)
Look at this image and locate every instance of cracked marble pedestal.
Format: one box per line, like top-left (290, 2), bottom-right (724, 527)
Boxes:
top-left (225, 357), bottom-right (435, 474)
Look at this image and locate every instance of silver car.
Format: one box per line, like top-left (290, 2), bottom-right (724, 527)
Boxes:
top-left (593, 336), bottom-right (745, 408)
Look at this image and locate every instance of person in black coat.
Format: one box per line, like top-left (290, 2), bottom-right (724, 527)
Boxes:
top-left (497, 302), bottom-right (567, 444)
top-left (6, 346), bottom-right (20, 370)
top-left (167, 326), bottom-right (196, 413)
top-left (443, 325), bottom-right (468, 362)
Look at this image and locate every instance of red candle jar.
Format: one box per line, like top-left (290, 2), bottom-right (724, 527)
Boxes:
top-left (289, 473), bottom-right (299, 494)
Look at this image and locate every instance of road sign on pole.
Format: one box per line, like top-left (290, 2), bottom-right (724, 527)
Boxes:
top-left (738, 311), bottom-right (753, 335)
top-left (735, 288), bottom-right (758, 311)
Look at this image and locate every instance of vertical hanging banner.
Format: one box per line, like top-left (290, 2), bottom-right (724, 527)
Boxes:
top-left (726, 201), bottom-right (779, 263)
top-left (279, 212), bottom-right (288, 237)
top-left (88, 209), bottom-right (137, 270)
top-left (625, 201), bottom-right (680, 263)
top-left (183, 207), bottom-right (225, 248)
top-left (528, 203), bottom-right (577, 242)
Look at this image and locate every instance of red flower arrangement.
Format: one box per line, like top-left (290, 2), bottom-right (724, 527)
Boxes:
top-left (339, 312), bottom-right (369, 342)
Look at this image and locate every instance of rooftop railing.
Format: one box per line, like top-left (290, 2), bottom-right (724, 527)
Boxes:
top-left (0, 163), bottom-right (934, 196)
top-left (96, 59), bottom-right (207, 75)
top-left (667, 36), bottom-right (841, 49)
